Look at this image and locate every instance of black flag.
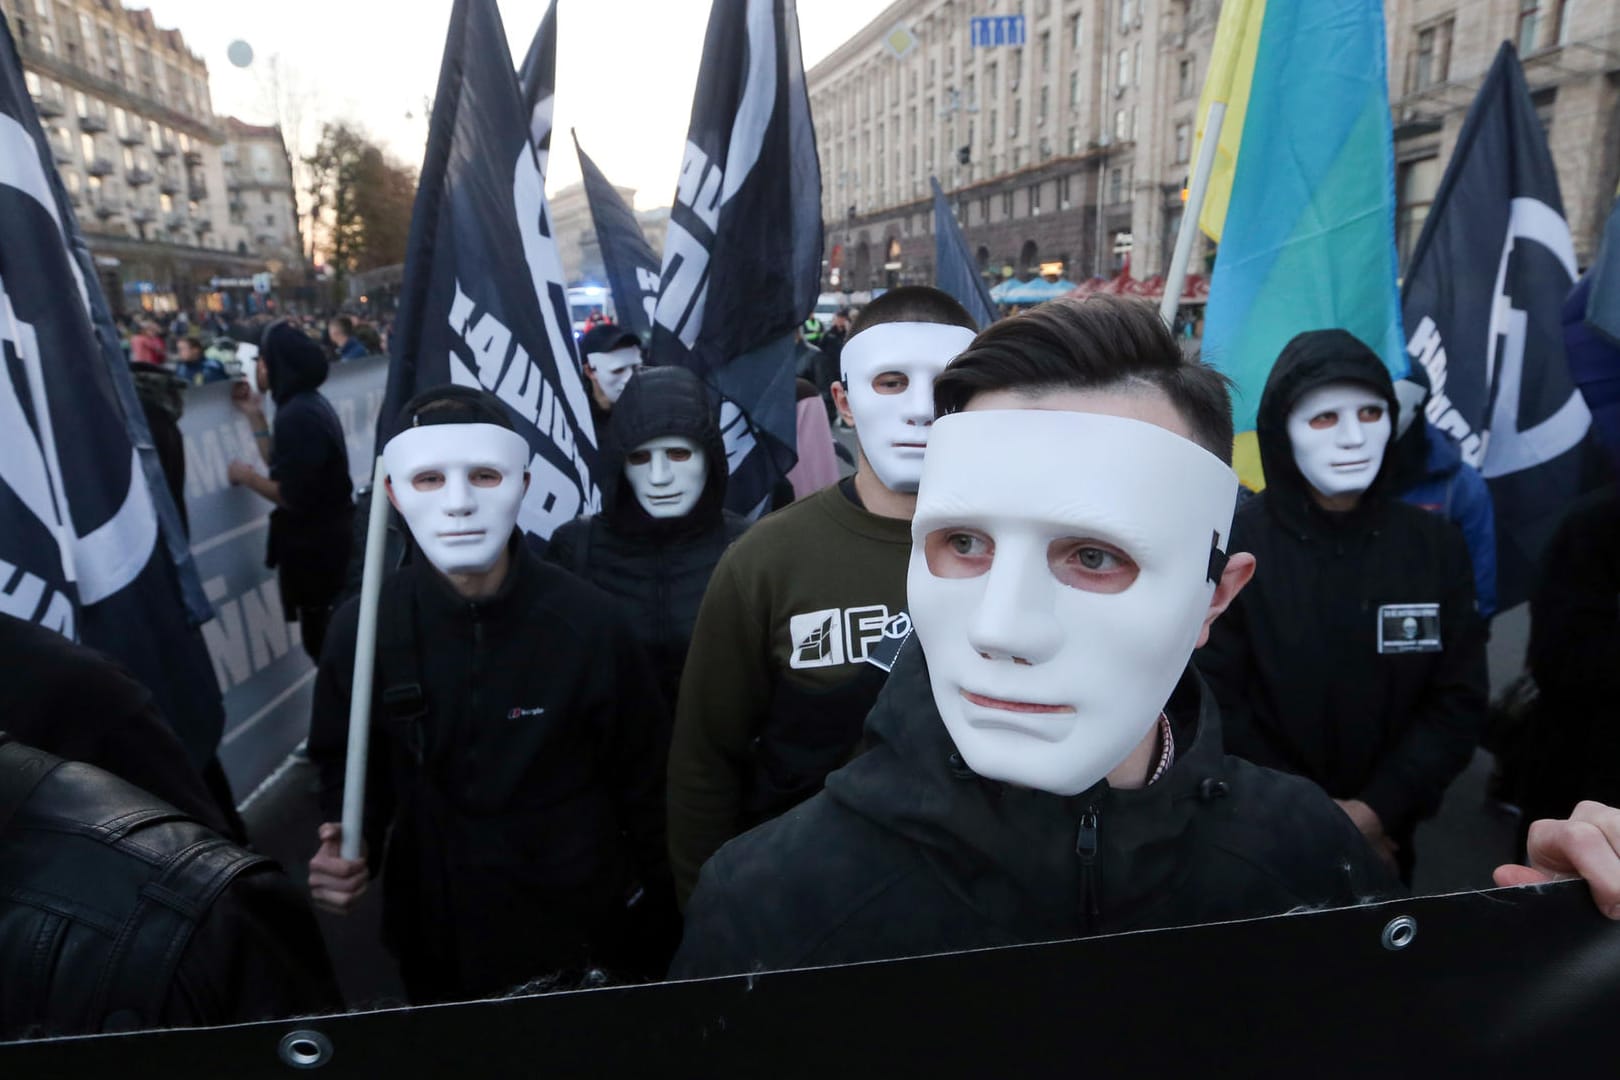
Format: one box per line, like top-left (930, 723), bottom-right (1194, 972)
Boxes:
top-left (575, 133), bottom-right (660, 344)
top-left (386, 0), bottom-right (600, 539)
top-left (932, 177), bottom-right (996, 329)
top-left (650, 0), bottom-right (822, 517)
top-left (1400, 42), bottom-right (1591, 609)
top-left (516, 0), bottom-right (557, 179)
top-left (0, 13), bottom-right (223, 764)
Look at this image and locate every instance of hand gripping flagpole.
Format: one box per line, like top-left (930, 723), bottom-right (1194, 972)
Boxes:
top-left (1160, 100), bottom-right (1226, 327)
top-left (341, 455), bottom-right (391, 862)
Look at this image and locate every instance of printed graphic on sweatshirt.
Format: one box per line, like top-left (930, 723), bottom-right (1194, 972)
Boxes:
top-left (787, 605), bottom-right (907, 670)
top-left (1376, 603), bottom-right (1442, 654)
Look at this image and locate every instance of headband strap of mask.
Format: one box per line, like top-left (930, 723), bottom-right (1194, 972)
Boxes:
top-left (1207, 534), bottom-right (1229, 586)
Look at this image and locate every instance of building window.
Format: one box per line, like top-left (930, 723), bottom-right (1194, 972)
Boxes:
top-left (987, 62), bottom-right (999, 99)
top-left (1551, 0), bottom-right (1569, 44)
top-left (1039, 86), bottom-right (1049, 126)
top-left (988, 108), bottom-right (997, 145)
top-left (1134, 42), bottom-right (1142, 86)
top-left (1002, 190), bottom-right (1014, 217)
top-left (1413, 19), bottom-right (1453, 91)
top-left (1178, 58), bottom-right (1194, 99)
top-left (1117, 48), bottom-right (1129, 87)
top-left (1011, 99), bottom-right (1022, 137)
top-left (265, 213), bottom-right (275, 226)
top-left (1068, 125), bottom-right (1081, 153)
top-left (1030, 183), bottom-right (1042, 213)
top-left (1110, 167), bottom-right (1124, 205)
top-left (979, 195), bottom-right (990, 221)
top-left (1071, 12), bottom-right (1083, 50)
top-left (1396, 155), bottom-right (1440, 270)
top-left (1039, 31), bottom-right (1051, 72)
top-left (1174, 121), bottom-right (1191, 163)
top-left (1114, 108), bottom-right (1127, 140)
top-left (262, 190), bottom-right (272, 204)
top-left (1131, 105), bottom-right (1139, 141)
top-left (1120, 0), bottom-right (1135, 32)
top-left (1517, 1), bottom-right (1541, 53)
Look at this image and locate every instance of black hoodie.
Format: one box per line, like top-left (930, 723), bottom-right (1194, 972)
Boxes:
top-left (261, 321), bottom-right (353, 609)
top-left (544, 366), bottom-right (749, 705)
top-left (1195, 331), bottom-right (1487, 866)
top-left (672, 640), bottom-right (1394, 978)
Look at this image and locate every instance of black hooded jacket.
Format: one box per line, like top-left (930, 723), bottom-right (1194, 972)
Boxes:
top-left (545, 367), bottom-right (748, 705)
top-left (1195, 331), bottom-right (1487, 849)
top-left (672, 640), bottom-right (1395, 978)
top-left (262, 321), bottom-right (352, 608)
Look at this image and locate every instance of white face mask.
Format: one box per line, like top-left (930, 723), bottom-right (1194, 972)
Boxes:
top-left (625, 434), bottom-right (707, 518)
top-left (909, 409), bottom-right (1238, 796)
top-left (586, 346), bottom-right (643, 405)
top-left (1285, 381), bottom-right (1392, 499)
top-left (383, 423), bottom-right (531, 576)
top-left (840, 322), bottom-right (977, 493)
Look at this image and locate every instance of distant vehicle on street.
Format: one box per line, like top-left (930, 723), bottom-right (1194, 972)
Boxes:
top-left (567, 284), bottom-right (615, 338)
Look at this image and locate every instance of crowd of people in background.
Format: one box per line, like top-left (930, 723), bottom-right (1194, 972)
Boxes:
top-left (5, 290), bottom-right (1620, 1044)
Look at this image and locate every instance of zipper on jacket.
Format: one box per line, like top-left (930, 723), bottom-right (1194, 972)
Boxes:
top-left (1076, 805), bottom-right (1100, 934)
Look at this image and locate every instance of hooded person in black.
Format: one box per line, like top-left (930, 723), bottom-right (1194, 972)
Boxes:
top-left (543, 365), bottom-right (749, 707)
top-left (229, 320), bottom-right (354, 661)
top-left (1196, 329), bottom-right (1488, 883)
top-left (304, 386), bottom-right (675, 1004)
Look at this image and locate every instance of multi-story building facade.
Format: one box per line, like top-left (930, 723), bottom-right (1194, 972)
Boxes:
top-left (810, 0), bottom-right (1620, 294)
top-left (550, 178), bottom-right (640, 286)
top-left (3, 0), bottom-right (287, 314)
top-left (222, 118), bottom-right (303, 270)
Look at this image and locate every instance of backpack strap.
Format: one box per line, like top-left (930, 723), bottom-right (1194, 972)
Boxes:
top-left (88, 835), bottom-right (272, 1032)
top-left (0, 735), bottom-right (63, 837)
top-left (374, 572), bottom-right (428, 763)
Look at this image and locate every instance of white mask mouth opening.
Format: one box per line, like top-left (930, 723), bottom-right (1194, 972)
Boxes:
top-left (840, 321), bottom-right (977, 493)
top-left (1285, 381), bottom-right (1392, 500)
top-left (907, 408), bottom-right (1237, 796)
top-left (383, 423), bottom-right (532, 576)
top-left (624, 435), bottom-right (707, 519)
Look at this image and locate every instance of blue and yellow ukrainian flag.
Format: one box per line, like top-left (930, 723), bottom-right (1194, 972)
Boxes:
top-left (1193, 0), bottom-right (1407, 488)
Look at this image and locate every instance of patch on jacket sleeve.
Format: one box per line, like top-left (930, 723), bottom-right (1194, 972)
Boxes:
top-left (1376, 603), bottom-right (1442, 654)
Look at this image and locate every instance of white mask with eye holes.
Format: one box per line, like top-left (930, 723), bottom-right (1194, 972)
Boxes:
top-left (586, 346), bottom-right (644, 405)
top-left (1285, 381), bottom-right (1392, 499)
top-left (908, 409), bottom-right (1238, 796)
top-left (383, 423), bottom-right (532, 576)
top-left (841, 321), bottom-right (978, 493)
top-left (625, 435), bottom-right (707, 518)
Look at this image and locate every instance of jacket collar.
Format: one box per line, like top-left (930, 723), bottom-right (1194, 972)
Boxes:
top-left (825, 640), bottom-right (1230, 936)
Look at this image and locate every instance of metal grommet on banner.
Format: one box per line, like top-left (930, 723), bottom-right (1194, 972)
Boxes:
top-left (278, 1029), bottom-right (334, 1070)
top-left (1381, 915), bottom-right (1418, 952)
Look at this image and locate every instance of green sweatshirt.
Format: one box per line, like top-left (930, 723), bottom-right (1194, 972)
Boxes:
top-left (669, 481), bottom-right (913, 904)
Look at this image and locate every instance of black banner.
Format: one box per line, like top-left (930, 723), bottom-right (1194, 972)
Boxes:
top-left (575, 133), bottom-right (661, 345)
top-left (0, 13), bottom-right (222, 766)
top-left (5, 883), bottom-right (1616, 1076)
top-left (649, 0), bottom-right (821, 517)
top-left (384, 0), bottom-right (600, 539)
top-left (1401, 42), bottom-right (1592, 608)
top-left (932, 176), bottom-right (997, 329)
top-left (516, 0), bottom-right (557, 179)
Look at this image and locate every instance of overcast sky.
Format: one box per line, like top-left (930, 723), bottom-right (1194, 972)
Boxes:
top-left (136, 0), bottom-right (893, 208)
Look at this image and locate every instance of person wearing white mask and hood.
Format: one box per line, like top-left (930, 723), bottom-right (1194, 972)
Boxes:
top-left (304, 386), bottom-right (675, 1004)
top-left (578, 323), bottom-right (646, 510)
top-left (545, 365), bottom-right (750, 709)
top-left (668, 287), bottom-right (979, 906)
top-left (1197, 329), bottom-right (1488, 885)
top-left (671, 300), bottom-right (1620, 980)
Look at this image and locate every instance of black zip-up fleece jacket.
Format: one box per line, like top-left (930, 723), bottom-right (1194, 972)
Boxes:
top-left (544, 366), bottom-right (749, 706)
top-left (672, 640), bottom-right (1395, 978)
top-left (1195, 330), bottom-right (1488, 846)
top-left (309, 538), bottom-right (672, 1001)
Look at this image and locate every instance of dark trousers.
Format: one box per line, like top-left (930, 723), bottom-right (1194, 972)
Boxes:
top-left (298, 605), bottom-right (333, 664)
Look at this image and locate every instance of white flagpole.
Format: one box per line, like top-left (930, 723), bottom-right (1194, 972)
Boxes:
top-left (340, 455), bottom-right (391, 862)
top-left (1160, 100), bottom-right (1226, 326)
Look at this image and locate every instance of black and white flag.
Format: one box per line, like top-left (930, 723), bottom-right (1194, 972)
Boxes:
top-left (0, 13), bottom-right (222, 763)
top-left (517, 0), bottom-right (557, 179)
top-left (1401, 42), bottom-right (1592, 608)
top-left (385, 0), bottom-right (600, 538)
top-left (575, 133), bottom-right (660, 345)
top-left (932, 176), bottom-right (997, 329)
top-left (650, 0), bottom-right (822, 517)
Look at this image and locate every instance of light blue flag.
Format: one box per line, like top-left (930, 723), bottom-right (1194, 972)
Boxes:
top-left (1202, 0), bottom-right (1406, 441)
